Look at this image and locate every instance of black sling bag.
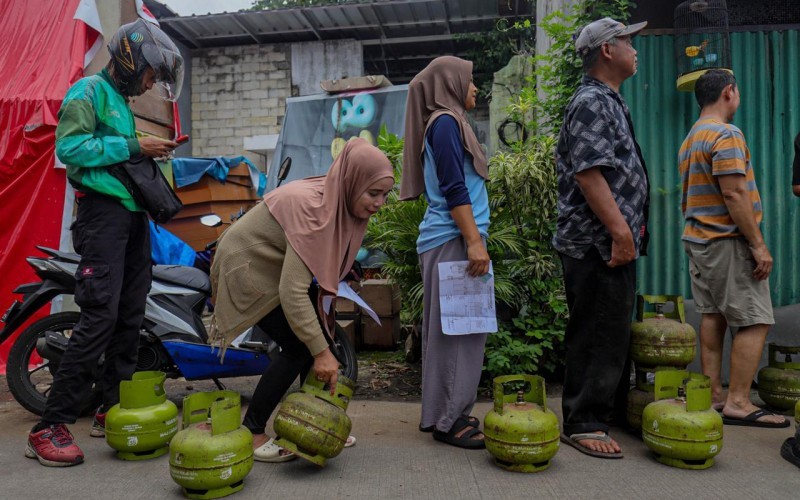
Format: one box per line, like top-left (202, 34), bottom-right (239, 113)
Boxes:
top-left (108, 154), bottom-right (183, 224)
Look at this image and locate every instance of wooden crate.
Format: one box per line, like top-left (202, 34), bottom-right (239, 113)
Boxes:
top-left (175, 175), bottom-right (260, 205)
top-left (130, 91), bottom-right (173, 127)
top-left (160, 218), bottom-right (227, 251)
top-left (335, 319), bottom-right (358, 351)
top-left (358, 279), bottom-right (401, 317)
top-left (172, 200), bottom-right (259, 221)
top-left (161, 163), bottom-right (262, 250)
top-left (361, 315), bottom-right (401, 350)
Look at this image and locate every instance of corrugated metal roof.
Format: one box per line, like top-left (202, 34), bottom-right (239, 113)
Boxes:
top-left (160, 1), bottom-right (527, 47)
top-left (158, 0), bottom-right (531, 82)
top-left (622, 29), bottom-right (800, 307)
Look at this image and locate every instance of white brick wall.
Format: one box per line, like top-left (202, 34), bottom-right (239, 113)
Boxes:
top-left (191, 44), bottom-right (291, 163)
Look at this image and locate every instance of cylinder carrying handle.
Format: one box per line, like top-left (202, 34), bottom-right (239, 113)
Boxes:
top-left (300, 372), bottom-right (355, 411)
top-left (653, 368), bottom-right (711, 412)
top-left (119, 370), bottom-right (167, 409)
top-left (768, 343), bottom-right (800, 370)
top-left (636, 295), bottom-right (686, 323)
top-left (492, 374), bottom-right (546, 415)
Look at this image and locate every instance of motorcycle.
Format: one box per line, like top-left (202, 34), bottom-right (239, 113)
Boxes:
top-left (0, 157), bottom-right (360, 416)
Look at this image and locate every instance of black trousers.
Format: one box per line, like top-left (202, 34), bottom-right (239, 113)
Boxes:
top-left (559, 248), bottom-right (636, 436)
top-left (42, 193), bottom-right (151, 424)
top-left (242, 304), bottom-right (315, 434)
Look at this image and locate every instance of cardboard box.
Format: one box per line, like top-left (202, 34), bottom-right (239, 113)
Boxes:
top-left (358, 279), bottom-right (401, 317)
top-left (361, 315), bottom-right (401, 350)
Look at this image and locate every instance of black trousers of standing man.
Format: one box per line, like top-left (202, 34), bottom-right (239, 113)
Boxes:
top-left (42, 192), bottom-right (151, 425)
top-left (559, 248), bottom-right (636, 437)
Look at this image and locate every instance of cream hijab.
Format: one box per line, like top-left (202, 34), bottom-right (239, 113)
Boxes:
top-left (264, 138), bottom-right (394, 330)
top-left (399, 56), bottom-right (487, 201)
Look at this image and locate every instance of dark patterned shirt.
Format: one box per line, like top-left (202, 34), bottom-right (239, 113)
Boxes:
top-left (553, 76), bottom-right (649, 261)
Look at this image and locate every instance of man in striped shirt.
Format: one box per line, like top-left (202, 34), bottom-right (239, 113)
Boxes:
top-left (679, 69), bottom-right (787, 428)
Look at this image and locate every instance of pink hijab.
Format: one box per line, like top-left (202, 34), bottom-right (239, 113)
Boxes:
top-left (264, 138), bottom-right (393, 331)
top-left (399, 56), bottom-right (487, 201)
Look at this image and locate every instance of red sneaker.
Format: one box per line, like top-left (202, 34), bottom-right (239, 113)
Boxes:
top-left (90, 409), bottom-right (106, 438)
top-left (25, 424), bottom-right (85, 467)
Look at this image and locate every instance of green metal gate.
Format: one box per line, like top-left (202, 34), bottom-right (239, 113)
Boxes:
top-left (621, 29), bottom-right (800, 307)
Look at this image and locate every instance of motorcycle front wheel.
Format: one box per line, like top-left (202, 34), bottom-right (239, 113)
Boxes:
top-left (6, 312), bottom-right (102, 417)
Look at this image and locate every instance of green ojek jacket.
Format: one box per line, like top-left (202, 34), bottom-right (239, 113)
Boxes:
top-left (55, 69), bottom-right (143, 212)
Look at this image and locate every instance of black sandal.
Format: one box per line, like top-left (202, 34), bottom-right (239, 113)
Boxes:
top-left (420, 415), bottom-right (479, 433)
top-left (432, 416), bottom-right (485, 449)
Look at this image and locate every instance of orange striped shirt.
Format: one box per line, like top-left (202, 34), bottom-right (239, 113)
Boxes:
top-left (679, 118), bottom-right (762, 243)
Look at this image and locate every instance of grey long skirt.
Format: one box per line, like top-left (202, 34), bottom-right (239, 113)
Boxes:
top-left (419, 237), bottom-right (488, 432)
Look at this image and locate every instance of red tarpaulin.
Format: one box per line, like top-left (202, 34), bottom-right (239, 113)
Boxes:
top-left (0, 0), bottom-right (99, 372)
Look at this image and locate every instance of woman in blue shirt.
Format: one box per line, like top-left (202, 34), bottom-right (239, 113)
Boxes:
top-left (400, 56), bottom-right (490, 449)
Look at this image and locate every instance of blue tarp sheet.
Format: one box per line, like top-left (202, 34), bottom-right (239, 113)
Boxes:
top-left (149, 221), bottom-right (196, 266)
top-left (172, 156), bottom-right (266, 196)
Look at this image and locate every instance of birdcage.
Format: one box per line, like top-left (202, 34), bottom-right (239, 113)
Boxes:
top-left (673, 0), bottom-right (732, 92)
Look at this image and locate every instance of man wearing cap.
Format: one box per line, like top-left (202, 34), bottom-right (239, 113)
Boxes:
top-left (553, 17), bottom-right (650, 459)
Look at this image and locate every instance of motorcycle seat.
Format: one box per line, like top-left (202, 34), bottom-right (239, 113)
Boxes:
top-left (36, 246), bottom-right (81, 263)
top-left (152, 265), bottom-right (211, 293)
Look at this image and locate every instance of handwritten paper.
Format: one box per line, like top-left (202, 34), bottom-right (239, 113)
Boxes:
top-left (438, 261), bottom-right (497, 335)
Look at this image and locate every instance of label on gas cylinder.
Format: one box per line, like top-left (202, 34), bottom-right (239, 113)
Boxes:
top-left (213, 452), bottom-right (236, 463)
top-left (159, 425), bottom-right (178, 438)
top-left (220, 467), bottom-right (232, 480)
top-left (643, 433), bottom-right (674, 450)
top-left (122, 424), bottom-right (142, 432)
top-left (127, 436), bottom-right (138, 447)
top-left (170, 469), bottom-right (197, 480)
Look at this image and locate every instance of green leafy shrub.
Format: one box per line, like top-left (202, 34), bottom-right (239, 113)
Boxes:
top-left (482, 136), bottom-right (567, 379)
top-left (367, 127), bottom-right (568, 379)
top-left (507, 0), bottom-right (636, 134)
top-left (364, 127), bottom-right (427, 325)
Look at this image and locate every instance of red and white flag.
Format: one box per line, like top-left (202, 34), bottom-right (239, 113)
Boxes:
top-left (136, 0), bottom-right (160, 26)
top-left (72, 0), bottom-right (104, 72)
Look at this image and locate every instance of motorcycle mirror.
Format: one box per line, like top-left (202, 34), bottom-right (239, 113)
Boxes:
top-left (278, 157), bottom-right (292, 182)
top-left (200, 214), bottom-right (223, 227)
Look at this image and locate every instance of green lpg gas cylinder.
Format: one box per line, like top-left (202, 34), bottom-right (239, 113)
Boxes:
top-left (795, 400), bottom-right (800, 428)
top-left (757, 344), bottom-right (800, 411)
top-left (630, 295), bottom-right (696, 368)
top-left (169, 391), bottom-right (254, 500)
top-left (642, 369), bottom-right (723, 470)
top-left (274, 373), bottom-right (354, 467)
top-left (483, 375), bottom-right (560, 473)
top-left (626, 386), bottom-right (655, 431)
top-left (105, 370), bottom-right (178, 460)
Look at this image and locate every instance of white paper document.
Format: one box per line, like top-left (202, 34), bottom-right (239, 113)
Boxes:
top-left (322, 281), bottom-right (382, 325)
top-left (438, 261), bottom-right (497, 335)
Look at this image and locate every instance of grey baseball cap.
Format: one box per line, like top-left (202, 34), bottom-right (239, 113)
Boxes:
top-left (575, 17), bottom-right (648, 55)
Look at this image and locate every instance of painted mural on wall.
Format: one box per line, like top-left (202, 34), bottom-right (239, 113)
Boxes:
top-left (267, 85), bottom-right (408, 190)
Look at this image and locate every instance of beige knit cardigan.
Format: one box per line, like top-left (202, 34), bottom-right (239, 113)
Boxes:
top-left (209, 201), bottom-right (328, 356)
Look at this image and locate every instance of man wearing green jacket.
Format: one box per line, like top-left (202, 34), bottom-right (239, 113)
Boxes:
top-left (26, 19), bottom-right (183, 467)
